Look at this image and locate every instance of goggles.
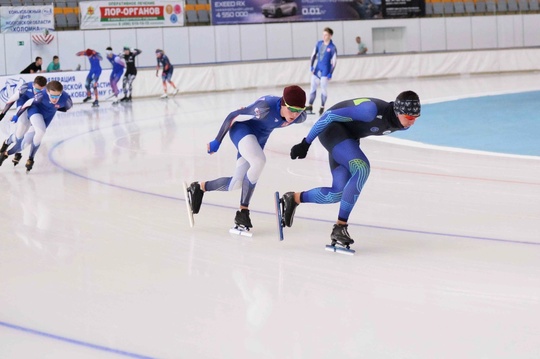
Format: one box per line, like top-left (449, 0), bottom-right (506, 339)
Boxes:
top-left (33, 87), bottom-right (43, 93)
top-left (401, 114), bottom-right (419, 121)
top-left (49, 94), bottom-right (61, 99)
top-left (284, 100), bottom-right (305, 113)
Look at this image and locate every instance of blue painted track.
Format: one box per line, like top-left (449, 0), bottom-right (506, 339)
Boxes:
top-left (392, 91), bottom-right (540, 157)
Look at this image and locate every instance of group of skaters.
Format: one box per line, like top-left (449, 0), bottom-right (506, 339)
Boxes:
top-left (76, 47), bottom-right (177, 107)
top-left (0, 45), bottom-right (179, 173)
top-left (0, 76), bottom-right (72, 172)
top-left (185, 27), bottom-right (422, 249)
top-left (0, 28), bottom-right (423, 249)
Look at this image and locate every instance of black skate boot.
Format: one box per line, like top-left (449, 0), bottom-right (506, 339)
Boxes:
top-left (120, 96), bottom-right (128, 102)
top-left (0, 151), bottom-right (8, 166)
top-left (0, 140), bottom-right (9, 153)
top-left (305, 105), bottom-right (314, 114)
top-left (281, 192), bottom-right (298, 227)
top-left (82, 96), bottom-right (92, 103)
top-left (319, 107), bottom-right (325, 115)
top-left (234, 209), bottom-right (253, 230)
top-left (331, 224), bottom-right (354, 247)
top-left (25, 157), bottom-right (34, 173)
top-left (12, 153), bottom-right (22, 166)
top-left (187, 182), bottom-right (204, 214)
top-left (92, 100), bottom-right (99, 107)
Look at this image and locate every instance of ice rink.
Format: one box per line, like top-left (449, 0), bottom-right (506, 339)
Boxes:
top-left (1, 72), bottom-right (539, 359)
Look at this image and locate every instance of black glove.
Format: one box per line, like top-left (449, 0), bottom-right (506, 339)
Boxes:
top-left (290, 138), bottom-right (311, 159)
top-left (0, 113), bottom-right (4, 122)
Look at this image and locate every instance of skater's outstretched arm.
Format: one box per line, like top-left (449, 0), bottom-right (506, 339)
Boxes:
top-left (0, 92), bottom-right (19, 120)
top-left (207, 99), bottom-right (270, 154)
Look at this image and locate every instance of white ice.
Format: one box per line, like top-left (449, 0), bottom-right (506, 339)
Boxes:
top-left (1, 72), bottom-right (539, 359)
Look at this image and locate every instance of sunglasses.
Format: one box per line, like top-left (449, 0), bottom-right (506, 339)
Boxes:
top-left (49, 94), bottom-right (61, 99)
top-left (33, 87), bottom-right (43, 93)
top-left (402, 114), bottom-right (419, 120)
top-left (284, 100), bottom-right (306, 113)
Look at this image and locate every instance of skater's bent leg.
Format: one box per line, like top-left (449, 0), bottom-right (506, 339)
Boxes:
top-left (299, 159), bottom-right (349, 204)
top-left (28, 114), bottom-right (47, 158)
top-left (6, 112), bottom-right (31, 155)
top-left (331, 140), bottom-right (371, 222)
top-left (236, 135), bottom-right (265, 207)
top-left (338, 157), bottom-right (370, 222)
top-left (204, 156), bottom-right (250, 192)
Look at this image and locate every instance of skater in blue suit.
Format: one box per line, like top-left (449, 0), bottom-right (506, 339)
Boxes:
top-left (280, 90), bottom-right (421, 247)
top-left (306, 27), bottom-right (337, 116)
top-left (76, 48), bottom-right (102, 107)
top-left (1, 80), bottom-right (72, 172)
top-left (0, 75), bottom-right (47, 166)
top-left (187, 85), bottom-right (308, 231)
top-left (105, 46), bottom-right (126, 105)
top-left (155, 49), bottom-right (178, 99)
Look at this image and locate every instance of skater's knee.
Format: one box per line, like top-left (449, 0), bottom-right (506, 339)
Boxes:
top-left (229, 180), bottom-right (242, 191)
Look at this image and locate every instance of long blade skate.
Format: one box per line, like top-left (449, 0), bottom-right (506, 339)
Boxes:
top-left (104, 93), bottom-right (116, 101)
top-left (325, 241), bottom-right (356, 255)
top-left (274, 191), bottom-right (284, 241)
top-left (182, 181), bottom-right (195, 227)
top-left (229, 225), bottom-right (253, 237)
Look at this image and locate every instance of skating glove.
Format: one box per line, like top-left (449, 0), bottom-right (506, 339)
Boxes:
top-left (0, 113), bottom-right (4, 122)
top-left (208, 139), bottom-right (220, 154)
top-left (290, 138), bottom-right (311, 159)
top-left (11, 114), bottom-right (18, 123)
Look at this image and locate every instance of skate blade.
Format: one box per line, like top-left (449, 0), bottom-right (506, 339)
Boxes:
top-left (229, 227), bottom-right (253, 237)
top-left (325, 244), bottom-right (355, 255)
top-left (181, 181), bottom-right (195, 228)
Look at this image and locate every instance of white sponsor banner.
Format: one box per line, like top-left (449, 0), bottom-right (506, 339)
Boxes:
top-left (0, 5), bottom-right (54, 33)
top-left (80, 0), bottom-right (185, 29)
top-left (0, 70), bottom-right (116, 108)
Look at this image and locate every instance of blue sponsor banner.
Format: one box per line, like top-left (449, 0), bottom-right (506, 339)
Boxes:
top-left (211, 0), bottom-right (383, 25)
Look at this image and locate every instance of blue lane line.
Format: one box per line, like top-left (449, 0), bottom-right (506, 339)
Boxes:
top-left (0, 321), bottom-right (157, 359)
top-left (47, 132), bottom-right (539, 247)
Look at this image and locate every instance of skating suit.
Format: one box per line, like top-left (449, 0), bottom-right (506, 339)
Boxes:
top-left (28, 91), bottom-right (73, 127)
top-left (310, 40), bottom-right (337, 78)
top-left (107, 54), bottom-right (125, 96)
top-left (157, 55), bottom-right (173, 80)
top-left (16, 82), bottom-right (38, 107)
top-left (122, 49), bottom-right (141, 76)
top-left (121, 49), bottom-right (141, 97)
top-left (86, 53), bottom-right (102, 86)
top-left (214, 96), bottom-right (307, 149)
top-left (301, 97), bottom-right (407, 222)
top-left (1, 82), bottom-right (37, 114)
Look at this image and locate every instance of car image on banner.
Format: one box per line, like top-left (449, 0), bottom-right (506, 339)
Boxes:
top-left (261, 0), bottom-right (298, 17)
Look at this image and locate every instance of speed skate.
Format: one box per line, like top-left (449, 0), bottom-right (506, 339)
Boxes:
top-left (325, 242), bottom-right (355, 255)
top-left (229, 208), bottom-right (253, 237)
top-left (274, 191), bottom-right (285, 241)
top-left (181, 181), bottom-right (194, 228)
top-left (229, 226), bottom-right (253, 237)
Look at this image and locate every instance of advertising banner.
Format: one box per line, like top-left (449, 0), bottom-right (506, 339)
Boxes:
top-left (79, 0), bottom-right (184, 29)
top-left (0, 5), bottom-right (54, 33)
top-left (211, 0), bottom-right (384, 25)
top-left (0, 70), bottom-right (115, 108)
top-left (382, 0), bottom-right (424, 18)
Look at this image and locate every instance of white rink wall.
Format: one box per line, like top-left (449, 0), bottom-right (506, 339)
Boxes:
top-left (2, 14), bottom-right (540, 76)
top-left (1, 47), bottom-right (540, 104)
